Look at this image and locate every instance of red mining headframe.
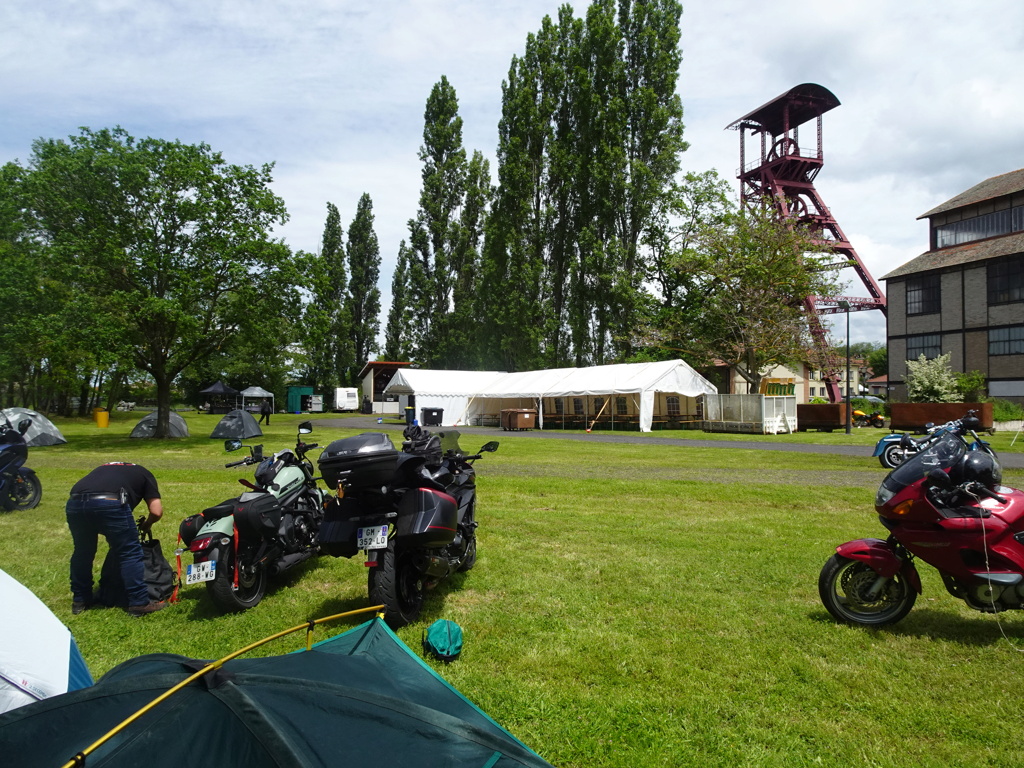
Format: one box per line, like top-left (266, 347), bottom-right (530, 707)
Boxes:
top-left (726, 83), bottom-right (886, 403)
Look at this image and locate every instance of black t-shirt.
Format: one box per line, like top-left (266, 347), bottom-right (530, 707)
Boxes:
top-left (70, 463), bottom-right (160, 510)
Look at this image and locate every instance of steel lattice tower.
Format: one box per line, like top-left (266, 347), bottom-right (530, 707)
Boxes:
top-left (726, 83), bottom-right (886, 402)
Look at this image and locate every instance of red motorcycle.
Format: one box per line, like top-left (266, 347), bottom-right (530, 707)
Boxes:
top-left (819, 423), bottom-right (1024, 626)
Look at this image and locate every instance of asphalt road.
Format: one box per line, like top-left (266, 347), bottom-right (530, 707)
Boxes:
top-left (320, 416), bottom-right (1024, 469)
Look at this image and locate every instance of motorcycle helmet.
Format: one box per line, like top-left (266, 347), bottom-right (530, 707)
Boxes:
top-left (951, 451), bottom-right (1002, 490)
top-left (961, 414), bottom-right (982, 433)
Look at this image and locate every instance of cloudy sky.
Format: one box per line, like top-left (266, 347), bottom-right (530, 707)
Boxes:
top-left (4, 0), bottom-right (1022, 346)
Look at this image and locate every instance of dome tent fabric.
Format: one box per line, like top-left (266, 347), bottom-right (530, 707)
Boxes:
top-left (0, 407), bottom-right (67, 447)
top-left (0, 618), bottom-right (553, 768)
top-left (129, 411), bottom-right (189, 438)
top-left (210, 408), bottom-right (263, 439)
top-left (0, 569), bottom-right (92, 715)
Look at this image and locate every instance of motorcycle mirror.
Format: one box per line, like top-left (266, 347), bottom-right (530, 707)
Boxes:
top-left (224, 439), bottom-right (243, 452)
top-left (298, 420), bottom-right (313, 435)
top-left (252, 444), bottom-right (264, 461)
top-left (925, 468), bottom-right (953, 491)
top-left (479, 441), bottom-right (499, 453)
top-left (17, 419), bottom-right (32, 435)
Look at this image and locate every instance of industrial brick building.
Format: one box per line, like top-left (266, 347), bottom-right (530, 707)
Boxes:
top-left (883, 168), bottom-right (1024, 402)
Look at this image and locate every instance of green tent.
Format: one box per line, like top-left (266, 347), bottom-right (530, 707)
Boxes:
top-left (0, 618), bottom-right (552, 767)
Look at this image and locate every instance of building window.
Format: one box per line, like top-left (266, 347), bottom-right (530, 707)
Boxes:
top-left (616, 396), bottom-right (628, 415)
top-left (989, 255), bottom-right (1024, 305)
top-left (554, 398), bottom-right (564, 415)
top-left (935, 206), bottom-right (1022, 248)
top-left (666, 396), bottom-right (680, 416)
top-left (990, 326), bottom-right (1024, 356)
top-left (906, 334), bottom-right (942, 361)
top-left (573, 398), bottom-right (584, 415)
top-left (906, 274), bottom-right (941, 315)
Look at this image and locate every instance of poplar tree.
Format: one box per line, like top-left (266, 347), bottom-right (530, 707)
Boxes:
top-left (345, 193), bottom-right (382, 379)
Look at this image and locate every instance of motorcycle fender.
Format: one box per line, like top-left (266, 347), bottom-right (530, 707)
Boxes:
top-left (872, 435), bottom-right (899, 457)
top-left (16, 467), bottom-right (37, 480)
top-left (836, 538), bottom-right (922, 593)
top-left (197, 516), bottom-right (235, 539)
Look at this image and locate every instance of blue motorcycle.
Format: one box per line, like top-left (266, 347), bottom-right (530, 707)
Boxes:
top-left (0, 415), bottom-right (42, 511)
top-left (872, 410), bottom-right (993, 469)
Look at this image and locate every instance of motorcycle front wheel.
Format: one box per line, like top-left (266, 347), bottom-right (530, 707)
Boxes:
top-left (818, 554), bottom-right (916, 626)
top-left (206, 549), bottom-right (268, 613)
top-left (879, 443), bottom-right (907, 469)
top-left (368, 538), bottom-right (424, 628)
top-left (8, 473), bottom-right (41, 511)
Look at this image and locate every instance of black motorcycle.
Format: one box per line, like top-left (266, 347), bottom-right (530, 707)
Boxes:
top-left (0, 415), bottom-right (42, 512)
top-left (177, 422), bottom-right (328, 612)
top-left (317, 425), bottom-right (498, 627)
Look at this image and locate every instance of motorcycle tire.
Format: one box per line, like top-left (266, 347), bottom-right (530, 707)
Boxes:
top-left (871, 416), bottom-right (885, 429)
top-left (368, 538), bottom-right (424, 629)
top-left (818, 553), bottom-right (916, 627)
top-left (879, 443), bottom-right (907, 470)
top-left (206, 548), bottom-right (268, 613)
top-left (12, 472), bottom-right (42, 511)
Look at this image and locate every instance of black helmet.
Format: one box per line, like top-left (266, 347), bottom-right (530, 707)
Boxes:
top-left (961, 415), bottom-right (982, 433)
top-left (952, 451), bottom-right (1002, 489)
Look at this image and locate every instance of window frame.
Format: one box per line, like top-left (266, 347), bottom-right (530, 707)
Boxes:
top-left (906, 273), bottom-right (941, 315)
top-left (988, 255), bottom-right (1024, 305)
top-left (989, 326), bottom-right (1024, 356)
top-left (906, 333), bottom-right (942, 361)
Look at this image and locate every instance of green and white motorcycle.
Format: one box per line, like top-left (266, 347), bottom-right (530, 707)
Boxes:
top-left (177, 422), bottom-right (328, 612)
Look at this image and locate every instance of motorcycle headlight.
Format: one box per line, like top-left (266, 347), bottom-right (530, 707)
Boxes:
top-left (875, 484), bottom-right (896, 508)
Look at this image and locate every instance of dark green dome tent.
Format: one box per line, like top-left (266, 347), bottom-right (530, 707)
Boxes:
top-left (129, 411), bottom-right (189, 438)
top-left (210, 408), bottom-right (263, 439)
top-left (0, 618), bottom-right (553, 767)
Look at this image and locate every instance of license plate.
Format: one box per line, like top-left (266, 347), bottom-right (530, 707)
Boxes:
top-left (358, 525), bottom-right (389, 550)
top-left (186, 561), bottom-right (216, 584)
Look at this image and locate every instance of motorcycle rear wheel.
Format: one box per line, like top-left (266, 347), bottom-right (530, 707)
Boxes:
top-left (871, 416), bottom-right (885, 429)
top-left (818, 554), bottom-right (916, 626)
top-left (368, 538), bottom-right (423, 629)
top-left (6, 473), bottom-right (41, 511)
top-left (879, 443), bottom-right (907, 469)
top-left (206, 549), bottom-right (267, 613)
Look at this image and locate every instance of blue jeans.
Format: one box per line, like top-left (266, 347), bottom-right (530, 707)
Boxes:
top-left (66, 498), bottom-right (149, 607)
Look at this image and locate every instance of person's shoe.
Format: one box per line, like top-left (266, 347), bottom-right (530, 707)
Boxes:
top-left (72, 601), bottom-right (91, 615)
top-left (126, 601), bottom-right (166, 617)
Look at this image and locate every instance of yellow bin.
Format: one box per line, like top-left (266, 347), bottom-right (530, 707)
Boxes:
top-left (95, 410), bottom-right (110, 428)
top-left (92, 407), bottom-right (104, 423)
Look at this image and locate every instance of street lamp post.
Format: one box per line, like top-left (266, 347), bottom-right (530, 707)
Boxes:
top-left (839, 301), bottom-right (851, 434)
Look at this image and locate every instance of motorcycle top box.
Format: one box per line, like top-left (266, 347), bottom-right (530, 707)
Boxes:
top-left (318, 432), bottom-right (399, 491)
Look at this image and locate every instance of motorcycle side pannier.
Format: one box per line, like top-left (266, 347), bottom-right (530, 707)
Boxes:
top-left (317, 496), bottom-right (360, 558)
top-left (395, 488), bottom-right (458, 548)
top-left (318, 432), bottom-right (399, 491)
top-left (233, 491), bottom-right (284, 538)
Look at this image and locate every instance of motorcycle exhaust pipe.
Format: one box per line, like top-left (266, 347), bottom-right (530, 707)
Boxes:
top-left (271, 551), bottom-right (313, 574)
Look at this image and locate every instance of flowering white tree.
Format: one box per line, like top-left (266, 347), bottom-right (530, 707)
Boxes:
top-left (905, 353), bottom-right (959, 402)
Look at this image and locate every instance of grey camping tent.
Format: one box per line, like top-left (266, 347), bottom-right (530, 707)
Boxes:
top-left (0, 618), bottom-right (554, 767)
top-left (0, 408), bottom-right (67, 447)
top-left (129, 411), bottom-right (189, 438)
top-left (210, 408), bottom-right (263, 439)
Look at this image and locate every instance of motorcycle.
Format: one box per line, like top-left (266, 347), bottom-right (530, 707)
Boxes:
top-left (0, 415), bottom-right (42, 512)
top-left (852, 409), bottom-right (885, 429)
top-left (872, 410), bottom-right (993, 469)
top-left (317, 425), bottom-right (498, 628)
top-left (820, 415), bottom-right (1023, 627)
top-left (177, 421), bottom-right (328, 612)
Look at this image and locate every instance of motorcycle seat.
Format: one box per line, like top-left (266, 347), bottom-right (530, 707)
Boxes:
top-left (201, 500), bottom-right (236, 520)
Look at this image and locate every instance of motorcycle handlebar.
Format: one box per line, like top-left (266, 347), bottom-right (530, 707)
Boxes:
top-left (225, 459), bottom-right (249, 468)
top-left (977, 485), bottom-right (1009, 505)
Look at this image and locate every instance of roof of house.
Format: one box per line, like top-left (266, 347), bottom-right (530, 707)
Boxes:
top-left (882, 230), bottom-right (1024, 280)
top-left (918, 167), bottom-right (1024, 219)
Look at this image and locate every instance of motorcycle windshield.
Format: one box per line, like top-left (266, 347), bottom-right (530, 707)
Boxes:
top-left (437, 430), bottom-right (465, 457)
top-left (884, 433), bottom-right (967, 493)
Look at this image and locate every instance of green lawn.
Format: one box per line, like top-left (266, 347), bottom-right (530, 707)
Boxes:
top-left (5, 411), bottom-right (1024, 767)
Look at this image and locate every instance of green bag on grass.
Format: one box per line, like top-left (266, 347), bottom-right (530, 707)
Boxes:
top-left (423, 619), bottom-right (463, 662)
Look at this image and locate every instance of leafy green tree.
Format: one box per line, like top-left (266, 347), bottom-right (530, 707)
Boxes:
top-left (905, 353), bottom-right (959, 403)
top-left (645, 200), bottom-right (843, 393)
top-left (23, 127), bottom-right (297, 437)
top-left (954, 369), bottom-right (987, 402)
top-left (345, 193), bottom-right (382, 380)
top-left (867, 345), bottom-right (888, 378)
top-left (383, 242), bottom-right (415, 362)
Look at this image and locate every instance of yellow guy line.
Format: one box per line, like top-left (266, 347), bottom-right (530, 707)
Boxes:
top-left (61, 605), bottom-right (386, 768)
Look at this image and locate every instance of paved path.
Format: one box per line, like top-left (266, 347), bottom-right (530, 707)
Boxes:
top-left (320, 416), bottom-right (1024, 469)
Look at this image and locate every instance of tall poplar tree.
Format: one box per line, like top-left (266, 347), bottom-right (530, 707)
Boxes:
top-left (345, 193), bottom-right (381, 380)
top-left (384, 241), bottom-right (415, 361)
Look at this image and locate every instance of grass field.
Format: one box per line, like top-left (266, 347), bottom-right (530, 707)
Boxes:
top-left (5, 411), bottom-right (1024, 767)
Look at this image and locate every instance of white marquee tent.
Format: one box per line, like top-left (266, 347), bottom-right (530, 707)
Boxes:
top-left (383, 360), bottom-right (718, 432)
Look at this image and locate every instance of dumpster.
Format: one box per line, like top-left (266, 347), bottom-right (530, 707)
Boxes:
top-left (404, 406), bottom-right (416, 425)
top-left (421, 407), bottom-right (444, 427)
top-left (501, 409), bottom-right (536, 431)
